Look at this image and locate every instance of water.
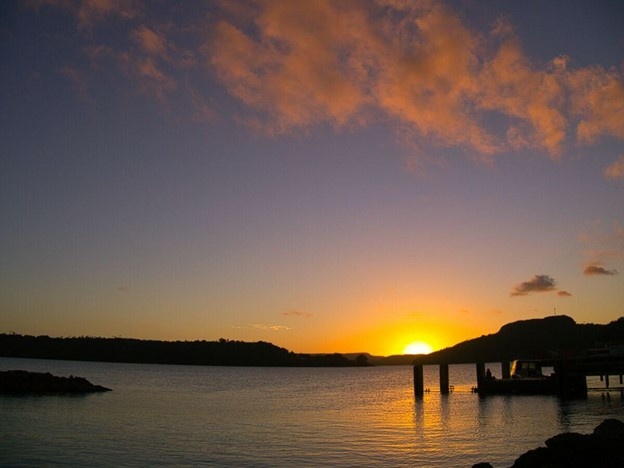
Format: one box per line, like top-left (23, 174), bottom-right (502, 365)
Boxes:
top-left (2, 358), bottom-right (623, 467)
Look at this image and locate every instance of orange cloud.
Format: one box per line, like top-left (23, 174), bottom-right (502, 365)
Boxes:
top-left (210, 2), bottom-right (370, 133)
top-left (25, 0), bottom-right (142, 29)
top-left (85, 45), bottom-right (177, 101)
top-left (76, 0), bottom-right (141, 29)
top-left (132, 25), bottom-right (169, 57)
top-left (209, 1), bottom-right (505, 156)
top-left (604, 155), bottom-right (624, 180)
top-left (372, 2), bottom-right (500, 156)
top-left (207, 1), bottom-right (583, 160)
top-left (569, 66), bottom-right (624, 143)
top-left (478, 38), bottom-right (567, 157)
top-left (26, 1), bottom-right (624, 167)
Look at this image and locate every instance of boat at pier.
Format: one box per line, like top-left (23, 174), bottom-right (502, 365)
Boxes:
top-left (478, 359), bottom-right (558, 395)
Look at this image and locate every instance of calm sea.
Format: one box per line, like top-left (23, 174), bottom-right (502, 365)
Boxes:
top-left (1, 358), bottom-right (623, 467)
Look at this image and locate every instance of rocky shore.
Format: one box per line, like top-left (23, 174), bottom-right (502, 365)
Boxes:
top-left (474, 418), bottom-right (624, 467)
top-left (0, 370), bottom-right (112, 394)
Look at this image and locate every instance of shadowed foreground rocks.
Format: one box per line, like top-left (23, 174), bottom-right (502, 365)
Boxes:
top-left (473, 419), bottom-right (624, 468)
top-left (0, 370), bottom-right (112, 394)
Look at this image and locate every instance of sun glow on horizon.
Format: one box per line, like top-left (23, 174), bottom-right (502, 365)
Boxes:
top-left (403, 341), bottom-right (433, 355)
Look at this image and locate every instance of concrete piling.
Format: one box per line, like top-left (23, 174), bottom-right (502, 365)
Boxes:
top-left (502, 361), bottom-right (510, 379)
top-left (439, 364), bottom-right (449, 394)
top-left (413, 365), bottom-right (424, 397)
top-left (476, 362), bottom-right (485, 392)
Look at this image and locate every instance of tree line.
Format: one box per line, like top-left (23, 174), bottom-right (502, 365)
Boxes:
top-left (0, 334), bottom-right (371, 367)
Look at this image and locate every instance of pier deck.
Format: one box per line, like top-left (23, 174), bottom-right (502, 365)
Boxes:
top-left (413, 355), bottom-right (624, 398)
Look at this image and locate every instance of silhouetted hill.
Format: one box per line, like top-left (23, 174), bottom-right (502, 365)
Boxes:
top-left (414, 315), bottom-right (624, 365)
top-left (3, 315), bottom-right (622, 367)
top-left (0, 334), bottom-right (365, 367)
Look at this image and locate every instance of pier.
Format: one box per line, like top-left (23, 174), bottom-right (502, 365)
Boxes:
top-left (413, 355), bottom-right (624, 398)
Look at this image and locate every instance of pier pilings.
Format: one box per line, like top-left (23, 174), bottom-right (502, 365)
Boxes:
top-left (501, 361), bottom-right (510, 379)
top-left (439, 364), bottom-right (449, 394)
top-left (476, 362), bottom-right (485, 390)
top-left (414, 361), bottom-right (591, 398)
top-left (414, 358), bottom-right (624, 398)
top-left (413, 364), bottom-right (424, 397)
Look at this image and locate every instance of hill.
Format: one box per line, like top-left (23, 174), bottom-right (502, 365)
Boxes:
top-left (414, 315), bottom-right (624, 365)
top-left (2, 315), bottom-right (622, 367)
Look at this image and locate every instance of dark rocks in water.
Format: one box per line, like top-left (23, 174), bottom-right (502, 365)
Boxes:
top-left (472, 419), bottom-right (624, 467)
top-left (0, 370), bottom-right (112, 394)
top-left (511, 419), bottom-right (624, 468)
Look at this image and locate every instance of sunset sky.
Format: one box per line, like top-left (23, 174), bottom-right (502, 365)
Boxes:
top-left (1, 0), bottom-right (623, 356)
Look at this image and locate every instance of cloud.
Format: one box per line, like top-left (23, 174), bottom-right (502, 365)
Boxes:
top-left (605, 155), bottom-right (624, 180)
top-left (209, 1), bottom-right (502, 152)
top-left (282, 310), bottom-right (313, 319)
top-left (253, 324), bottom-right (291, 331)
top-left (477, 39), bottom-right (567, 158)
top-left (568, 66), bottom-right (624, 144)
top-left (557, 290), bottom-right (572, 298)
top-left (208, 1), bottom-right (606, 162)
top-left (584, 264), bottom-right (618, 276)
top-left (579, 222), bottom-right (624, 266)
top-left (25, 1), bottom-right (624, 168)
top-left (187, 84), bottom-right (219, 123)
top-left (132, 25), bottom-right (169, 57)
top-left (84, 42), bottom-right (177, 102)
top-left (209, 2), bottom-right (370, 134)
top-left (58, 66), bottom-right (93, 104)
top-left (25, 0), bottom-right (142, 30)
top-left (510, 274), bottom-right (557, 296)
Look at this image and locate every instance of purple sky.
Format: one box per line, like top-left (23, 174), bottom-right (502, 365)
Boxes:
top-left (1, 0), bottom-right (623, 355)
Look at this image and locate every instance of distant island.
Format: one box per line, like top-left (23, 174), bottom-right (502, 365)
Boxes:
top-left (1, 315), bottom-right (622, 367)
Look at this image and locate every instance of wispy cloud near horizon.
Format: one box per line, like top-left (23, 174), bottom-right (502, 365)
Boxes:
top-left (253, 324), bottom-right (292, 332)
top-left (283, 310), bottom-right (313, 319)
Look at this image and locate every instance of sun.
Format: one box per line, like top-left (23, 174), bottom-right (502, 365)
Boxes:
top-left (403, 341), bottom-right (433, 355)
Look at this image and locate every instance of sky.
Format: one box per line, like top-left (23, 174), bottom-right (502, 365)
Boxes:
top-left (1, 0), bottom-right (623, 356)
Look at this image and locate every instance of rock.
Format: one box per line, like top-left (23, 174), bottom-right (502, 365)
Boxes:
top-left (510, 419), bottom-right (624, 467)
top-left (511, 447), bottom-right (552, 467)
top-left (593, 418), bottom-right (624, 440)
top-left (0, 370), bottom-right (112, 394)
top-left (545, 432), bottom-right (589, 450)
